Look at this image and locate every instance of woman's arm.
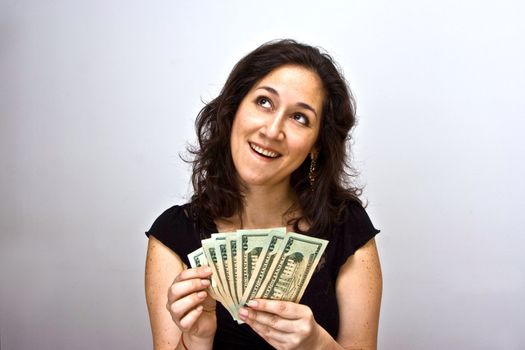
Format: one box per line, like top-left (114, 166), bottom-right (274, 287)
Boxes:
top-left (335, 238), bottom-right (383, 350)
top-left (145, 236), bottom-right (184, 350)
top-left (145, 236), bottom-right (216, 350)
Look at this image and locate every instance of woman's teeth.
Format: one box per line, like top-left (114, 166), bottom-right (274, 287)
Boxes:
top-left (250, 143), bottom-right (280, 158)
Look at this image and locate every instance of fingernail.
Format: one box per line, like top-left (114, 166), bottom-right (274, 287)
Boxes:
top-left (238, 307), bottom-right (248, 317)
top-left (247, 300), bottom-right (258, 308)
top-left (197, 291), bottom-right (207, 299)
top-left (203, 266), bottom-right (211, 273)
top-left (201, 279), bottom-right (210, 286)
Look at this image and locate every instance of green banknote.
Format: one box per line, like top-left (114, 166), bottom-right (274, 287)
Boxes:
top-left (211, 233), bottom-right (237, 305)
top-left (236, 229), bottom-right (277, 297)
top-left (255, 232), bottom-right (328, 303)
top-left (201, 238), bottom-right (237, 318)
top-left (239, 230), bottom-right (286, 307)
top-left (187, 247), bottom-right (221, 302)
top-left (226, 235), bottom-right (240, 305)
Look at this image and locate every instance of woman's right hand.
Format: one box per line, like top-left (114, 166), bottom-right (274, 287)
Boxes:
top-left (166, 266), bottom-right (217, 345)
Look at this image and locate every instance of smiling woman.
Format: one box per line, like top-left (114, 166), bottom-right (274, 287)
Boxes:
top-left (145, 39), bottom-right (382, 350)
top-left (230, 64), bottom-right (323, 189)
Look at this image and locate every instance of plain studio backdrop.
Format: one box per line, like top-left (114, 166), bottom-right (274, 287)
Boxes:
top-left (1, 0), bottom-right (524, 349)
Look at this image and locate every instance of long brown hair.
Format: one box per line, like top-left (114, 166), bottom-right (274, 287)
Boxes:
top-left (187, 39), bottom-right (362, 238)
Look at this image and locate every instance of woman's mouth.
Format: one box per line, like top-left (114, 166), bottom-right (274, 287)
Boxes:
top-left (249, 142), bottom-right (281, 159)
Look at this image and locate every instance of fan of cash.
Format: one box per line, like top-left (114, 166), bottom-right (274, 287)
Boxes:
top-left (187, 227), bottom-right (328, 322)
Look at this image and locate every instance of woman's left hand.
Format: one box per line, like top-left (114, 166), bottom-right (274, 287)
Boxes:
top-left (238, 299), bottom-right (322, 350)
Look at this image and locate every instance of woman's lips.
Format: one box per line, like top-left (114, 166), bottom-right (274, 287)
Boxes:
top-left (249, 142), bottom-right (281, 158)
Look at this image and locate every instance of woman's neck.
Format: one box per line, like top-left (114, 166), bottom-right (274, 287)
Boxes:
top-left (214, 181), bottom-right (299, 232)
top-left (240, 185), bottom-right (296, 229)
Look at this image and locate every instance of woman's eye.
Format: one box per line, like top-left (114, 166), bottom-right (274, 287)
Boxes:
top-left (257, 97), bottom-right (272, 109)
top-left (292, 113), bottom-right (309, 126)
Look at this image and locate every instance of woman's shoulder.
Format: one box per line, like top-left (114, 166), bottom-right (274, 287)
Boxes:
top-left (340, 199), bottom-right (379, 232)
top-left (146, 203), bottom-right (193, 235)
top-left (329, 199), bottom-right (380, 265)
top-left (145, 203), bottom-right (203, 264)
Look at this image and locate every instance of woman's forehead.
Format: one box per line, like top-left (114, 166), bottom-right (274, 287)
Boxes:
top-left (251, 65), bottom-right (325, 111)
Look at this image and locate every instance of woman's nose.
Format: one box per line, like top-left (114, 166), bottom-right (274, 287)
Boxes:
top-left (262, 113), bottom-right (285, 141)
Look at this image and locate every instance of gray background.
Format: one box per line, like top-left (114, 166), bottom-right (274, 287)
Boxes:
top-left (1, 0), bottom-right (524, 349)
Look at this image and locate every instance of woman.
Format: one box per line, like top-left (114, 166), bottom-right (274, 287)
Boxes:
top-left (145, 39), bottom-right (382, 350)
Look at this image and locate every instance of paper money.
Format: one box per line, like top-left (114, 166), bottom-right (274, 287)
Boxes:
top-left (237, 229), bottom-right (277, 297)
top-left (188, 247), bottom-right (207, 268)
top-left (213, 234), bottom-right (237, 305)
top-left (255, 232), bottom-right (328, 303)
top-left (226, 235), bottom-right (240, 305)
top-left (187, 228), bottom-right (328, 321)
top-left (187, 247), bottom-right (220, 302)
top-left (201, 238), bottom-right (237, 318)
top-left (239, 230), bottom-right (286, 306)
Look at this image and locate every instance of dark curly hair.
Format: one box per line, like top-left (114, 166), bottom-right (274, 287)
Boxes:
top-left (187, 39), bottom-right (362, 238)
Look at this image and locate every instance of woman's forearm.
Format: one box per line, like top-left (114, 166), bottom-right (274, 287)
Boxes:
top-left (179, 333), bottom-right (214, 350)
top-left (314, 325), bottom-right (345, 350)
top-left (314, 325), bottom-right (377, 350)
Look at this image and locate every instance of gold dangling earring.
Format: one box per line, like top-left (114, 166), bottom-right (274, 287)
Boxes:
top-left (308, 153), bottom-right (317, 189)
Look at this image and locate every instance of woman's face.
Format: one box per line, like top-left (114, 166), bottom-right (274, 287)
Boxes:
top-left (230, 64), bottom-right (324, 189)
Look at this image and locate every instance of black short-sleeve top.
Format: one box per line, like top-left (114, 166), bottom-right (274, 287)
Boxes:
top-left (146, 201), bottom-right (379, 350)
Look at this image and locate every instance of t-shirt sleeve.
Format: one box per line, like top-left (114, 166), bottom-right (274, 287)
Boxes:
top-left (145, 205), bottom-right (201, 267)
top-left (333, 201), bottom-right (380, 271)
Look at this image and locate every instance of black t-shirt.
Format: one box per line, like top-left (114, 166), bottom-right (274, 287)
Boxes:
top-left (146, 201), bottom-right (379, 350)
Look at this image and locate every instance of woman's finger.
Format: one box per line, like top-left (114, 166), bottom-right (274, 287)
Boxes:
top-left (245, 299), bottom-right (305, 320)
top-left (178, 305), bottom-right (204, 331)
top-left (168, 290), bottom-right (208, 320)
top-left (238, 306), bottom-right (295, 333)
top-left (174, 266), bottom-right (212, 282)
top-left (168, 277), bottom-right (210, 302)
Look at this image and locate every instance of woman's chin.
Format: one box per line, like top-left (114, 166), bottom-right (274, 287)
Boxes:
top-left (239, 174), bottom-right (289, 189)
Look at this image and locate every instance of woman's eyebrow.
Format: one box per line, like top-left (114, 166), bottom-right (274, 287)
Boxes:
top-left (256, 86), bottom-right (318, 118)
top-left (296, 102), bottom-right (318, 118)
top-left (257, 86), bottom-right (279, 96)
